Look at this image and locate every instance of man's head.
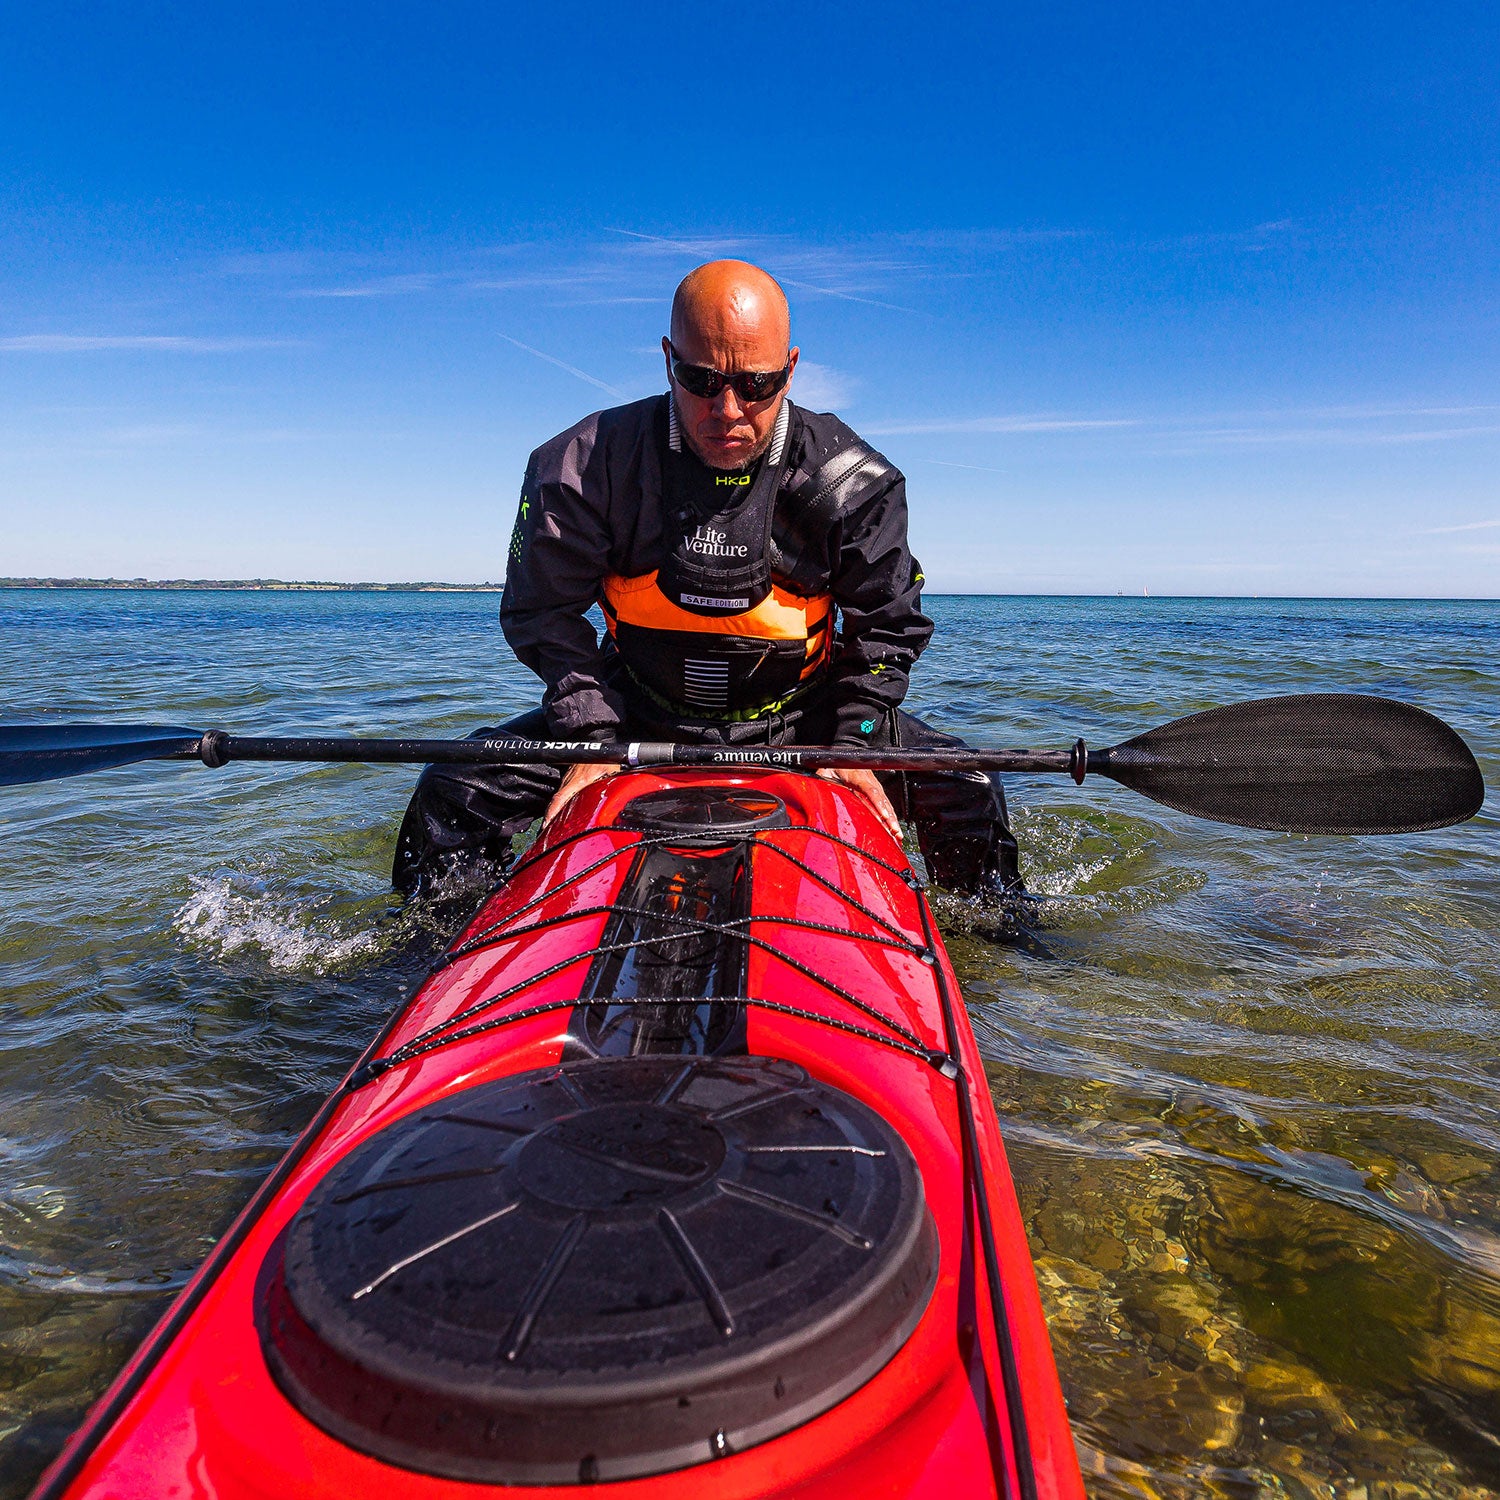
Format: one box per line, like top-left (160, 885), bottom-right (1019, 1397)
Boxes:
top-left (663, 260), bottom-right (799, 469)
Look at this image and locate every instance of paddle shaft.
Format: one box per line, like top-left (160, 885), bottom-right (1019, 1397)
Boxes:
top-left (192, 732), bottom-right (1089, 779)
top-left (4, 695), bottom-right (1482, 833)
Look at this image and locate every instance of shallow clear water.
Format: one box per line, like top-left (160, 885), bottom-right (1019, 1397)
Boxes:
top-left (0, 590), bottom-right (1495, 1497)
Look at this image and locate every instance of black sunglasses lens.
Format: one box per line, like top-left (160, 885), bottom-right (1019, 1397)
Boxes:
top-left (673, 359), bottom-right (723, 398)
top-left (734, 365), bottom-right (791, 402)
top-left (732, 371), bottom-right (775, 401)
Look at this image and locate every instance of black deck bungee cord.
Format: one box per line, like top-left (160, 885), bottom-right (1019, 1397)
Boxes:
top-left (359, 902), bottom-right (930, 1070)
top-left (446, 896), bottom-right (929, 966)
top-left (347, 994), bottom-right (946, 1090)
top-left (374, 819), bottom-right (950, 1067)
top-left (443, 817), bottom-right (922, 964)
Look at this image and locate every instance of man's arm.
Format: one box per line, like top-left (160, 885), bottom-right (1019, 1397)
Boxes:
top-left (499, 440), bottom-right (626, 739)
top-left (825, 470), bottom-right (935, 745)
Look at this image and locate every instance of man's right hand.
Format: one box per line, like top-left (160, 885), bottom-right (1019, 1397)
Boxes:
top-left (542, 762), bottom-right (618, 829)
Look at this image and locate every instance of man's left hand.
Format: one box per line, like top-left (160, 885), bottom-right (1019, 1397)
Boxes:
top-left (543, 762), bottom-right (618, 828)
top-left (817, 767), bottom-right (903, 846)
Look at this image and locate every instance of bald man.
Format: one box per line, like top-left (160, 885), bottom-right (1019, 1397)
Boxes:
top-left (393, 261), bottom-right (1022, 901)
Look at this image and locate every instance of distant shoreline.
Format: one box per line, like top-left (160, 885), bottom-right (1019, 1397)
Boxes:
top-left (0, 578), bottom-right (504, 592)
top-left (1, 580), bottom-right (1492, 601)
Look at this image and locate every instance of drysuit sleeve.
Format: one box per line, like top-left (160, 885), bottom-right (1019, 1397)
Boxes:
top-left (826, 472), bottom-right (934, 745)
top-left (499, 441), bottom-right (627, 740)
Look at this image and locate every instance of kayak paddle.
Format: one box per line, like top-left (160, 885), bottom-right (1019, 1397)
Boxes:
top-left (0, 694), bottom-right (1483, 836)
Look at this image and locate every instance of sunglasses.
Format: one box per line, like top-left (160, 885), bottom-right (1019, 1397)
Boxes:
top-left (667, 341), bottom-right (792, 403)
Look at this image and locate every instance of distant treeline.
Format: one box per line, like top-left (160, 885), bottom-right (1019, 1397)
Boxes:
top-left (1, 578), bottom-right (503, 591)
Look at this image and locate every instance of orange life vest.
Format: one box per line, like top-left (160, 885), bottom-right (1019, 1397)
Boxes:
top-left (601, 571), bottom-right (833, 718)
top-left (601, 402), bottom-right (834, 720)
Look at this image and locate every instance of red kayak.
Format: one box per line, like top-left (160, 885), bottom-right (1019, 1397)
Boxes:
top-left (33, 769), bottom-right (1084, 1499)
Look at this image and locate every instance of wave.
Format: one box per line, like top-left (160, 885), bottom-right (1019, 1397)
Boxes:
top-left (172, 870), bottom-right (383, 974)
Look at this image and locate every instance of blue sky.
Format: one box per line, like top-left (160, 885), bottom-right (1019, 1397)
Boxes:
top-left (3, 2), bottom-right (1498, 595)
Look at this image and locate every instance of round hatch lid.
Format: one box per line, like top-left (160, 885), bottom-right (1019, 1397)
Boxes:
top-left (619, 784), bottom-right (791, 835)
top-left (259, 1056), bottom-right (936, 1485)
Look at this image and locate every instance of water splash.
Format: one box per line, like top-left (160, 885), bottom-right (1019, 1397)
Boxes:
top-left (172, 870), bottom-right (382, 974)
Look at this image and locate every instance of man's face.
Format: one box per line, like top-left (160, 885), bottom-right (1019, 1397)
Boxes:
top-left (662, 318), bottom-right (799, 470)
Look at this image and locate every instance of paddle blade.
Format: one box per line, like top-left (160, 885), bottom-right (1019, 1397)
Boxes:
top-left (1093, 694), bottom-right (1485, 834)
top-left (0, 724), bottom-right (204, 786)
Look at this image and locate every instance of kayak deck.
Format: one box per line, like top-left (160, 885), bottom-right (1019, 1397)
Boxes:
top-left (35, 770), bottom-right (1083, 1500)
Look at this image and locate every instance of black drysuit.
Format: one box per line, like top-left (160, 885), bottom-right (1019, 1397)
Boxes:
top-left (393, 396), bottom-right (1020, 895)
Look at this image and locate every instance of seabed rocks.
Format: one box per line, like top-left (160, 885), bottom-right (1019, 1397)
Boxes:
top-left (1013, 1140), bottom-right (1499, 1499)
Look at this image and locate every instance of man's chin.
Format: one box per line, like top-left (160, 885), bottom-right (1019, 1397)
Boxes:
top-left (687, 432), bottom-right (770, 470)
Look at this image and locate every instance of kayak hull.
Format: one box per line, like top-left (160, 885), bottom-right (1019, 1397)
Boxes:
top-left (33, 769), bottom-right (1084, 1500)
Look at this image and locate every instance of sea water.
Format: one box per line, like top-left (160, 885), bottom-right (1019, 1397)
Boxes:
top-left (0, 589), bottom-right (1495, 1497)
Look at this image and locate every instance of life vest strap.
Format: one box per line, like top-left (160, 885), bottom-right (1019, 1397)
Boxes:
top-left (622, 664), bottom-right (823, 724)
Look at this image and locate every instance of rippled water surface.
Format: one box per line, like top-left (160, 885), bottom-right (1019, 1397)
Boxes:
top-left (0, 590), bottom-right (1495, 1497)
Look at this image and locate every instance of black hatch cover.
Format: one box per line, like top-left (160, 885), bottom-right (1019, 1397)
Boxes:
top-left (618, 784), bottom-right (791, 836)
top-left (258, 1055), bottom-right (937, 1484)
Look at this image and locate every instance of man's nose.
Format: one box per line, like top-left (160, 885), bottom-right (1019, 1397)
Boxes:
top-left (712, 386), bottom-right (746, 421)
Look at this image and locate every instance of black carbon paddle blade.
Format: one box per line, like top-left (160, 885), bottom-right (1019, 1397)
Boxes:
top-left (1091, 694), bottom-right (1486, 834)
top-left (0, 724), bottom-right (204, 786)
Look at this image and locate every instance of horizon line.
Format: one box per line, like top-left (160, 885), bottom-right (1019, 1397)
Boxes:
top-left (2, 578), bottom-right (1496, 603)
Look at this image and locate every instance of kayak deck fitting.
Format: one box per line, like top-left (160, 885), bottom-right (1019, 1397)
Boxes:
top-left (35, 771), bottom-right (1084, 1500)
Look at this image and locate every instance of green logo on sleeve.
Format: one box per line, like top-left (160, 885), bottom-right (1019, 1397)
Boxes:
top-left (509, 493), bottom-right (530, 562)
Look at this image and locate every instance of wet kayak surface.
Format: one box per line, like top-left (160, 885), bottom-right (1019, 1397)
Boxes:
top-left (1, 589), bottom-right (1496, 1498)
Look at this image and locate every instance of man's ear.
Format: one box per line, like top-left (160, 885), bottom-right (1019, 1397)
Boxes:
top-left (661, 336), bottom-right (674, 386)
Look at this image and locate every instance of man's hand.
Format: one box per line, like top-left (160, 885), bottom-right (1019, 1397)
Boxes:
top-left (817, 767), bottom-right (903, 846)
top-left (543, 762), bottom-right (618, 828)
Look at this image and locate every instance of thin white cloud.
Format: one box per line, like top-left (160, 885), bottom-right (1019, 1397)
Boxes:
top-left (0, 334), bottom-right (299, 353)
top-left (778, 276), bottom-right (914, 314)
top-left (605, 228), bottom-right (753, 258)
top-left (291, 274), bottom-right (437, 299)
top-left (471, 274), bottom-right (605, 292)
top-left (94, 423), bottom-right (324, 446)
top-left (606, 228), bottom-right (918, 311)
top-left (1146, 219), bottom-right (1301, 253)
top-left (1421, 518), bottom-right (1500, 534)
top-left (789, 361), bottom-right (856, 411)
top-left (862, 414), bottom-right (1137, 435)
top-left (1166, 422), bottom-right (1500, 450)
top-left (920, 458), bottom-right (1012, 474)
top-left (1346, 424), bottom-right (1500, 445)
top-left (861, 401), bottom-right (1500, 448)
top-left (498, 335), bottom-right (622, 396)
top-left (1279, 403), bottom-right (1500, 420)
top-left (100, 423), bottom-right (204, 445)
top-left (893, 228), bottom-right (1092, 251)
